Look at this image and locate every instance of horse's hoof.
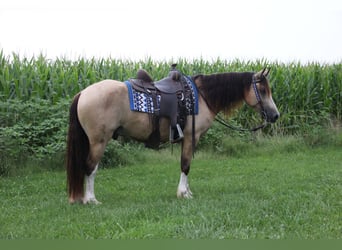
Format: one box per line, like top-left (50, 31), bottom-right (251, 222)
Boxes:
top-left (177, 190), bottom-right (193, 199)
top-left (183, 192), bottom-right (193, 199)
top-left (83, 198), bottom-right (102, 205)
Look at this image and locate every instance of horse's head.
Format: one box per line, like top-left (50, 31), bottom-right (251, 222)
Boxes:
top-left (244, 68), bottom-right (280, 123)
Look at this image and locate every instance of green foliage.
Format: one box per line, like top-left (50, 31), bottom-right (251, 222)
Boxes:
top-left (0, 130), bottom-right (28, 176)
top-left (1, 52), bottom-right (341, 125)
top-left (0, 99), bottom-right (68, 176)
top-left (0, 99), bottom-right (146, 176)
top-left (0, 99), bottom-right (69, 156)
top-left (101, 140), bottom-right (146, 168)
top-left (1, 51), bottom-right (341, 176)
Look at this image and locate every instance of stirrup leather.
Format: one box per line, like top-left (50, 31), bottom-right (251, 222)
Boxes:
top-left (170, 124), bottom-right (184, 143)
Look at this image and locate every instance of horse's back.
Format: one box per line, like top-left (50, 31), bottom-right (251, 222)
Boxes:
top-left (79, 79), bottom-right (126, 101)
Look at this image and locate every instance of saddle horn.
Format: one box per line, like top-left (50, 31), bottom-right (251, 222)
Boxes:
top-left (169, 63), bottom-right (181, 81)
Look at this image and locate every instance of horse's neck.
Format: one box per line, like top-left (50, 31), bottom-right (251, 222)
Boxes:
top-left (196, 72), bottom-right (253, 114)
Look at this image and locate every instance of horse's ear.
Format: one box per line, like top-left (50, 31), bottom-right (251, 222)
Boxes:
top-left (261, 68), bottom-right (266, 76)
top-left (256, 68), bottom-right (270, 80)
top-left (263, 68), bottom-right (270, 77)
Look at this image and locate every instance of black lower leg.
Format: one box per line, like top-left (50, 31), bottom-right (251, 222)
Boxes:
top-left (181, 155), bottom-right (190, 175)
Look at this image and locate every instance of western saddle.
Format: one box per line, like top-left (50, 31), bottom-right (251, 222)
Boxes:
top-left (129, 64), bottom-right (194, 149)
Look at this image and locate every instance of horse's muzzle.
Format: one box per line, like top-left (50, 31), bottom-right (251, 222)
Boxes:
top-left (266, 112), bottom-right (280, 123)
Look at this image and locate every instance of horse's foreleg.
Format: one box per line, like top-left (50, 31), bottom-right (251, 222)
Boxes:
top-left (177, 139), bottom-right (193, 198)
top-left (177, 172), bottom-right (192, 198)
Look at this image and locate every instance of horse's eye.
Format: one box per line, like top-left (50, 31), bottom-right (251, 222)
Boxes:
top-left (259, 86), bottom-right (266, 95)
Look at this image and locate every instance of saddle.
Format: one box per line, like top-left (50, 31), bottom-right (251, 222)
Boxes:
top-left (133, 67), bottom-right (183, 93)
top-left (129, 64), bottom-right (193, 148)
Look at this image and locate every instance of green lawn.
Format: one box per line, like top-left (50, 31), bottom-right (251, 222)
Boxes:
top-left (0, 145), bottom-right (341, 239)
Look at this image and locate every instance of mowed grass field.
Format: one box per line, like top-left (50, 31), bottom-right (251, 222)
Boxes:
top-left (0, 142), bottom-right (341, 239)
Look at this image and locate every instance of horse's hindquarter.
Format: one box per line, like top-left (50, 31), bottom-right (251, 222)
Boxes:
top-left (77, 80), bottom-right (153, 143)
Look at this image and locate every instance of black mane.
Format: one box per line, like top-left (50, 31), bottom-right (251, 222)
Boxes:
top-left (194, 72), bottom-right (254, 114)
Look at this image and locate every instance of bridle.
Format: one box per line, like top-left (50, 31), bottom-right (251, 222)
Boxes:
top-left (251, 76), bottom-right (268, 122)
top-left (215, 75), bottom-right (269, 132)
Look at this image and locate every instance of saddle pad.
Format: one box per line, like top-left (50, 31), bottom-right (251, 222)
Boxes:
top-left (124, 76), bottom-right (198, 115)
top-left (183, 75), bottom-right (199, 115)
top-left (124, 81), bottom-right (161, 113)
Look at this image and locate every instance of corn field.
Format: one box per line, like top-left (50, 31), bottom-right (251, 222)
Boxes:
top-left (0, 51), bottom-right (341, 134)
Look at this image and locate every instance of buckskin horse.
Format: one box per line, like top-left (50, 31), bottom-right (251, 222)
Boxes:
top-left (66, 66), bottom-right (279, 204)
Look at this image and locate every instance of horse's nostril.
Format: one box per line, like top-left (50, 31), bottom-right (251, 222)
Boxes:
top-left (273, 113), bottom-right (279, 122)
top-left (267, 112), bottom-right (279, 123)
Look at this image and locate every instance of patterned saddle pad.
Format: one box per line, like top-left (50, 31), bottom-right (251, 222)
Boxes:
top-left (124, 76), bottom-right (198, 115)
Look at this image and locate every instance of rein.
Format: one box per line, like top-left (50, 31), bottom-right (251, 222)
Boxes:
top-left (218, 76), bottom-right (269, 132)
top-left (199, 75), bottom-right (269, 132)
top-left (215, 115), bottom-right (268, 132)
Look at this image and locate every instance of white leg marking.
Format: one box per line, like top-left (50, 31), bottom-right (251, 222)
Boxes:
top-left (177, 172), bottom-right (193, 198)
top-left (83, 164), bottom-right (101, 204)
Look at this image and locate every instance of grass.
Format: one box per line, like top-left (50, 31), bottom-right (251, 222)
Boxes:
top-left (0, 140), bottom-right (341, 239)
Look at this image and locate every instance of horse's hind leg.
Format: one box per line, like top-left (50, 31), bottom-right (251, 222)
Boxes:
top-left (83, 142), bottom-right (106, 204)
top-left (84, 164), bottom-right (100, 204)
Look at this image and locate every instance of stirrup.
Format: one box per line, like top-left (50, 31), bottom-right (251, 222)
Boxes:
top-left (170, 124), bottom-right (184, 143)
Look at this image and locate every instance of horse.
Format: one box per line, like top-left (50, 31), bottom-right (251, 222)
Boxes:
top-left (66, 67), bottom-right (280, 204)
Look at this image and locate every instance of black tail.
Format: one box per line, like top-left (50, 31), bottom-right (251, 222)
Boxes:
top-left (66, 93), bottom-right (89, 203)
